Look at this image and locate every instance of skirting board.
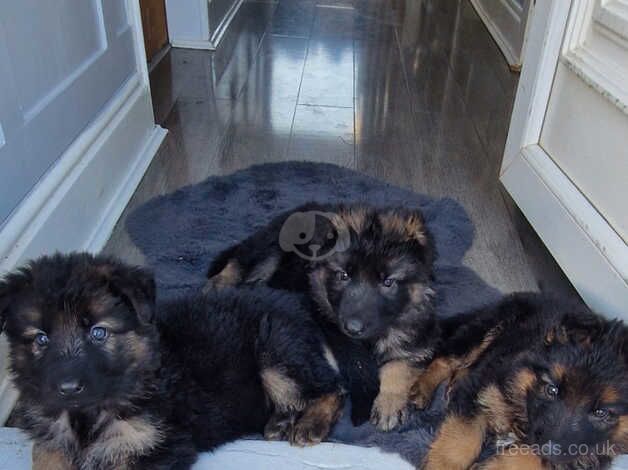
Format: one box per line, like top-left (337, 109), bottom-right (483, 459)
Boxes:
top-left (501, 145), bottom-right (628, 318)
top-left (170, 38), bottom-right (216, 51)
top-left (0, 74), bottom-right (166, 423)
top-left (470, 0), bottom-right (521, 68)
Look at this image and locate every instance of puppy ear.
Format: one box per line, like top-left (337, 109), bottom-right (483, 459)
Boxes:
top-left (0, 268), bottom-right (31, 333)
top-left (104, 264), bottom-right (156, 324)
top-left (401, 210), bottom-right (436, 268)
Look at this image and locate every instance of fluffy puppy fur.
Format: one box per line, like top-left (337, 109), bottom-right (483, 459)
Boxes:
top-left (0, 253), bottom-right (343, 470)
top-left (206, 202), bottom-right (438, 430)
top-left (414, 293), bottom-right (628, 470)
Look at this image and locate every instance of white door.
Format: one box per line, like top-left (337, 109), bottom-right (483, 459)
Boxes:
top-left (502, 1), bottom-right (628, 317)
top-left (0, 0), bottom-right (136, 228)
top-left (0, 0), bottom-right (164, 424)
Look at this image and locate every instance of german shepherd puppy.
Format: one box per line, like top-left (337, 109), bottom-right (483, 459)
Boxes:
top-left (0, 253), bottom-right (343, 470)
top-left (413, 293), bottom-right (628, 470)
top-left (206, 202), bottom-right (438, 430)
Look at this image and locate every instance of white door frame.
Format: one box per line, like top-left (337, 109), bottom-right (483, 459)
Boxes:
top-left (501, 1), bottom-right (628, 317)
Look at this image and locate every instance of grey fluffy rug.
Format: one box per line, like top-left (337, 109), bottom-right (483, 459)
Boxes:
top-left (126, 161), bottom-right (501, 465)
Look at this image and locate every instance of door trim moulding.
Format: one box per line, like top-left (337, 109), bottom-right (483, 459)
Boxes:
top-left (501, 0), bottom-right (628, 318)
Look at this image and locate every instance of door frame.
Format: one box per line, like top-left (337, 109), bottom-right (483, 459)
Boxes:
top-left (501, 1), bottom-right (628, 317)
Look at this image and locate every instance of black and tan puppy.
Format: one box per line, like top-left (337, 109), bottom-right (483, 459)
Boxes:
top-left (413, 293), bottom-right (628, 470)
top-left (0, 253), bottom-right (343, 470)
top-left (206, 202), bottom-right (438, 430)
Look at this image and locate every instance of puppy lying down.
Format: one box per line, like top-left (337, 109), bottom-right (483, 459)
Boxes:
top-left (0, 253), bottom-right (343, 469)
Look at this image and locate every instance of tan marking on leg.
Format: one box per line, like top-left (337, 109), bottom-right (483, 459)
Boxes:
top-left (370, 360), bottom-right (421, 431)
top-left (291, 392), bottom-right (343, 447)
top-left (410, 326), bottom-right (501, 411)
top-left (422, 414), bottom-right (487, 470)
top-left (32, 444), bottom-right (75, 470)
top-left (205, 259), bottom-right (242, 291)
top-left (261, 368), bottom-right (305, 412)
top-left (410, 357), bottom-right (457, 409)
top-left (474, 445), bottom-right (547, 470)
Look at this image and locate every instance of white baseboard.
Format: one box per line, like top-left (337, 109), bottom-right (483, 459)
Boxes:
top-left (85, 124), bottom-right (166, 253)
top-left (0, 74), bottom-right (166, 422)
top-left (170, 38), bottom-right (216, 51)
top-left (501, 145), bottom-right (628, 318)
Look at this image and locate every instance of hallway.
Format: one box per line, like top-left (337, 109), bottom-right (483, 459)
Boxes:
top-left (105, 0), bottom-right (575, 298)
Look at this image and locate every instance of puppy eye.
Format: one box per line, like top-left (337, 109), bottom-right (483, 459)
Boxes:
top-left (336, 271), bottom-right (349, 281)
top-left (545, 384), bottom-right (559, 399)
top-left (90, 326), bottom-right (108, 342)
top-left (593, 408), bottom-right (610, 420)
top-left (34, 333), bottom-right (49, 347)
top-left (382, 278), bottom-right (396, 288)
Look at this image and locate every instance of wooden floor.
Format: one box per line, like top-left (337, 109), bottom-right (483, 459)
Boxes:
top-left (104, 0), bottom-right (577, 298)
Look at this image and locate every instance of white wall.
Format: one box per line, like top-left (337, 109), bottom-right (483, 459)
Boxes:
top-left (165, 0), bottom-right (242, 50)
top-left (165, 0), bottom-right (211, 49)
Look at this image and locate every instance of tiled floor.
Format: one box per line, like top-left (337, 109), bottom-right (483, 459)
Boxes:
top-left (104, 0), bottom-right (577, 298)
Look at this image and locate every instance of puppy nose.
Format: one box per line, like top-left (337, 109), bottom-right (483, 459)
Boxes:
top-left (58, 379), bottom-right (84, 396)
top-left (344, 319), bottom-right (365, 336)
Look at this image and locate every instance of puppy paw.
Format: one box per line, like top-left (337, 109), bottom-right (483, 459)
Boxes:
top-left (409, 381), bottom-right (432, 410)
top-left (370, 392), bottom-right (409, 431)
top-left (264, 413), bottom-right (296, 441)
top-left (290, 414), bottom-right (331, 447)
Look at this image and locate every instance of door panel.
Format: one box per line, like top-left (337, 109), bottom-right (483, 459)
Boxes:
top-left (539, 0), bottom-right (628, 243)
top-left (0, 0), bottom-right (136, 227)
top-left (541, 63), bottom-right (628, 242)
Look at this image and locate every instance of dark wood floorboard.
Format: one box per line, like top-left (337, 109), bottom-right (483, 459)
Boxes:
top-left (104, 0), bottom-right (578, 298)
